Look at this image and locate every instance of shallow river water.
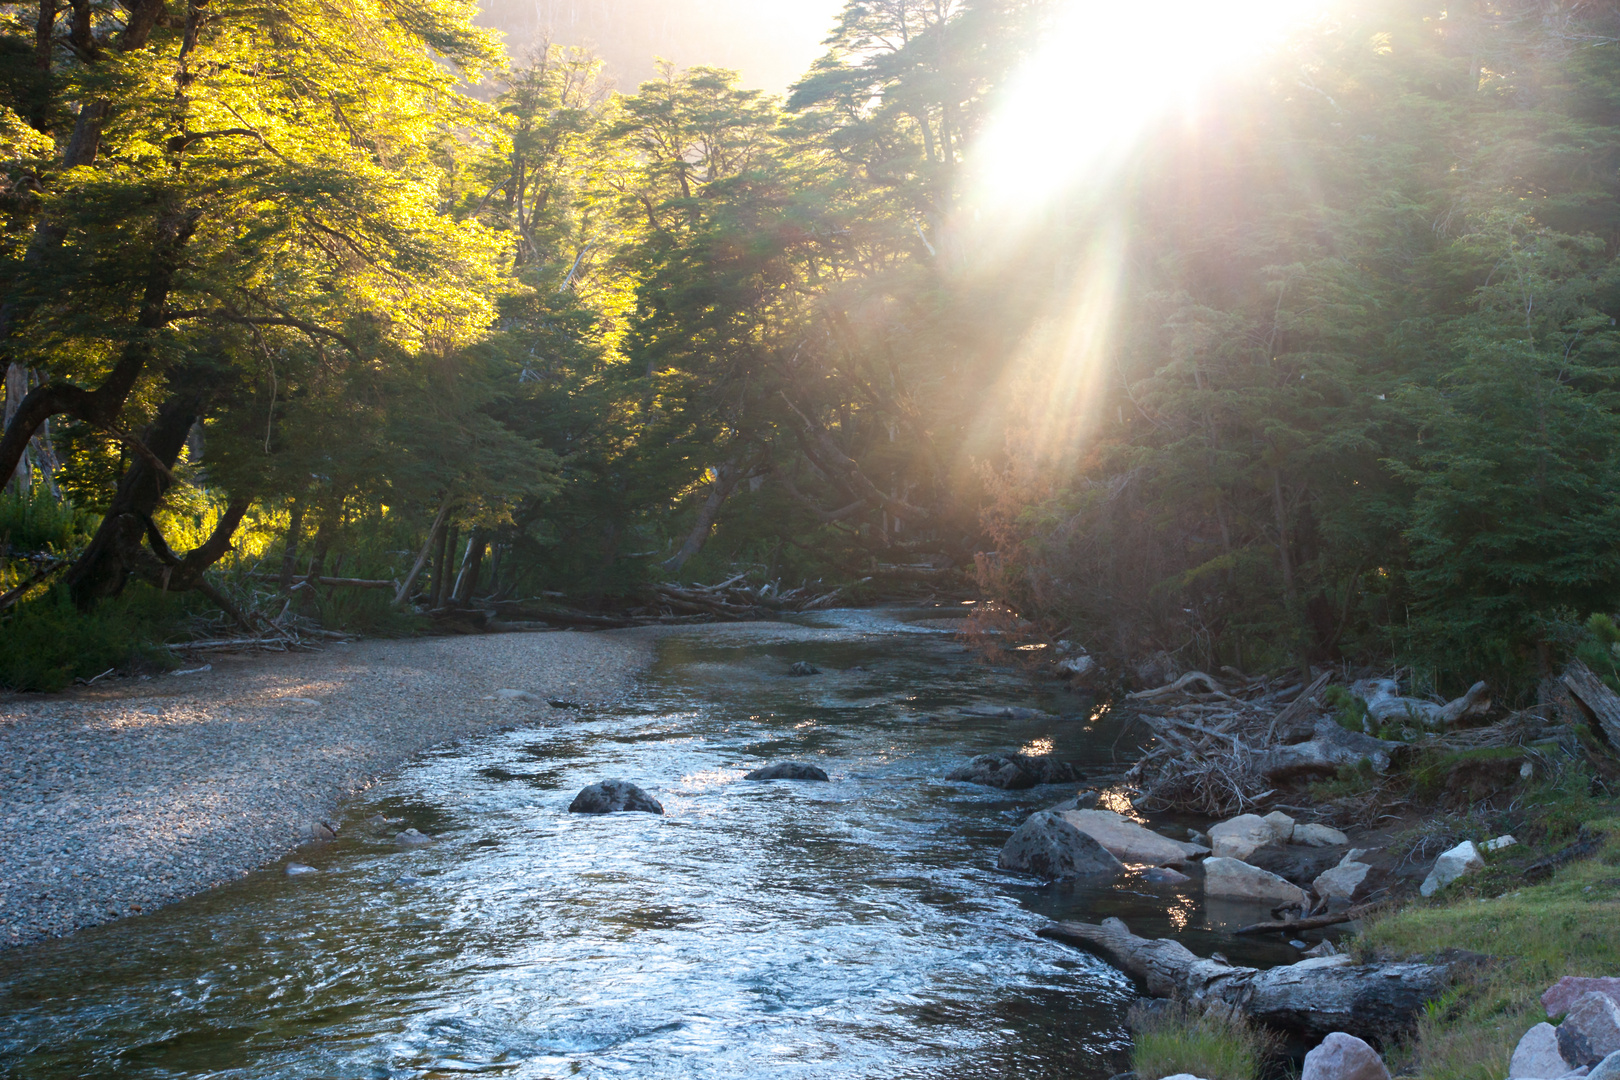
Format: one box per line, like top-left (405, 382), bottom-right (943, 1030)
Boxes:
top-left (0, 608), bottom-right (1295, 1079)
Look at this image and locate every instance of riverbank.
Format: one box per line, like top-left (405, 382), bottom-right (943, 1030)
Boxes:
top-left (0, 628), bottom-right (666, 949)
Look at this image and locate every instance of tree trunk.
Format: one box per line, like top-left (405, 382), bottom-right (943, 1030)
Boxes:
top-left (393, 495), bottom-right (453, 607)
top-left (664, 462), bottom-right (746, 574)
top-left (278, 501), bottom-right (304, 592)
top-left (64, 384), bottom-right (208, 609)
top-left (452, 528), bottom-right (486, 605)
top-left (434, 524), bottom-right (458, 607)
top-left (1038, 917), bottom-right (1454, 1047)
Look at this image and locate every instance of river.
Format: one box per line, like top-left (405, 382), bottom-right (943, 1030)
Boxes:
top-left (0, 608), bottom-right (1294, 1079)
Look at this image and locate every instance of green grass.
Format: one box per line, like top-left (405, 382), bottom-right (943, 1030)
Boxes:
top-left (1130, 999), bottom-right (1282, 1080)
top-left (1357, 815), bottom-right (1620, 1080)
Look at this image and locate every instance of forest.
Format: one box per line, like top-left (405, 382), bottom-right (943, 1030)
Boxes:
top-left (2, 0), bottom-right (1620, 699)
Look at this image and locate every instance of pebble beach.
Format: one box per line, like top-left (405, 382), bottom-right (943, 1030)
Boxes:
top-left (0, 628), bottom-right (663, 949)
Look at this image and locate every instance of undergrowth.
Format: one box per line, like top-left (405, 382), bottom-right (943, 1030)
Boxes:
top-left (0, 585), bottom-right (191, 692)
top-left (1129, 999), bottom-right (1281, 1080)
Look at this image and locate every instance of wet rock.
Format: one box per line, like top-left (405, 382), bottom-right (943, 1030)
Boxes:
top-left (1558, 993), bottom-right (1620, 1068)
top-left (1301, 1031), bottom-right (1390, 1080)
top-left (299, 821), bottom-right (336, 842)
top-left (1545, 979), bottom-right (1620, 1018)
top-left (366, 813), bottom-right (403, 834)
top-left (395, 828), bottom-right (435, 847)
top-left (1263, 811), bottom-right (1297, 843)
top-left (1248, 843), bottom-right (1349, 886)
top-left (1203, 856), bottom-right (1310, 905)
top-left (958, 704), bottom-right (1053, 721)
top-left (568, 779), bottom-right (664, 815)
top-left (1046, 790), bottom-right (1101, 813)
top-left (286, 862), bottom-right (319, 876)
top-left (787, 662), bottom-right (821, 677)
top-left (1512, 1023), bottom-right (1572, 1079)
top-left (1140, 866), bottom-right (1192, 884)
top-left (1058, 809), bottom-right (1209, 866)
top-left (1296, 823), bottom-right (1351, 847)
top-left (997, 810), bottom-right (1124, 880)
top-left (1209, 814), bottom-right (1280, 861)
top-left (947, 752), bottom-right (1083, 790)
top-left (743, 762), bottom-right (830, 782)
top-left (1420, 840), bottom-right (1484, 897)
top-left (1313, 861), bottom-right (1374, 904)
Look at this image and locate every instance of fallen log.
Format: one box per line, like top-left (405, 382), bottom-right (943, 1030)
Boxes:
top-left (248, 572), bottom-right (397, 590)
top-left (1255, 720), bottom-right (1401, 781)
top-left (1234, 902), bottom-right (1384, 936)
top-left (1037, 916), bottom-right (1452, 1045)
top-left (1562, 661), bottom-right (1620, 754)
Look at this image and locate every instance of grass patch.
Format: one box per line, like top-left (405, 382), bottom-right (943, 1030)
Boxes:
top-left (1129, 998), bottom-right (1282, 1080)
top-left (1357, 814), bottom-right (1620, 1080)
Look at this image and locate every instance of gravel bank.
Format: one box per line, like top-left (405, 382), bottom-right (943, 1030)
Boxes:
top-left (0, 628), bottom-right (664, 950)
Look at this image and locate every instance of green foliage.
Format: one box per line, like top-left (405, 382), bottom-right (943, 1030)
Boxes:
top-left (0, 488), bottom-right (96, 554)
top-left (1577, 614), bottom-right (1620, 693)
top-left (1326, 685), bottom-right (1370, 735)
top-left (1129, 998), bottom-right (1279, 1080)
top-left (0, 586), bottom-right (185, 692)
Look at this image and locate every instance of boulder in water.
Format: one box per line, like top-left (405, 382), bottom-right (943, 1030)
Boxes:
top-left (998, 810), bottom-right (1124, 880)
top-left (787, 661), bottom-right (821, 677)
top-left (569, 779), bottom-right (664, 814)
top-left (947, 752), bottom-right (1083, 790)
top-left (743, 762), bottom-right (830, 781)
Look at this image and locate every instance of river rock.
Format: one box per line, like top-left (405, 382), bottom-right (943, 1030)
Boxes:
top-left (1545, 979), bottom-right (1620, 1018)
top-left (743, 762), bottom-right (830, 781)
top-left (1141, 866), bottom-right (1192, 884)
top-left (1558, 993), bottom-right (1620, 1068)
top-left (1058, 809), bottom-right (1209, 866)
top-left (1209, 814), bottom-right (1279, 861)
top-left (395, 828), bottom-right (434, 846)
top-left (947, 752), bottom-right (1083, 790)
top-left (1203, 857), bottom-right (1310, 905)
top-left (1301, 1031), bottom-right (1390, 1080)
top-left (1512, 1023), bottom-right (1573, 1079)
top-left (299, 821), bottom-right (336, 841)
top-left (787, 662), bottom-right (821, 677)
top-left (1296, 823), bottom-right (1351, 847)
top-left (568, 779), bottom-right (664, 814)
top-left (998, 811), bottom-right (1124, 880)
top-left (1313, 861), bottom-right (1374, 903)
top-left (1247, 844), bottom-right (1347, 886)
top-left (286, 862), bottom-right (319, 876)
top-left (1046, 790), bottom-right (1101, 813)
top-left (1420, 840), bottom-right (1484, 897)
top-left (1263, 811), bottom-right (1297, 843)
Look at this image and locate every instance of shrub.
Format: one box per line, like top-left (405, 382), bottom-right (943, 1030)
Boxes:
top-left (0, 586), bottom-right (188, 692)
top-left (1129, 998), bottom-right (1280, 1080)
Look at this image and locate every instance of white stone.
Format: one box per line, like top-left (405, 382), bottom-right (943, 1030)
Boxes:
top-left (1203, 857), bottom-right (1310, 905)
top-left (1057, 809), bottom-right (1209, 866)
top-left (1485, 835), bottom-right (1519, 852)
top-left (1342, 848), bottom-right (1375, 864)
top-left (286, 862), bottom-right (319, 876)
top-left (395, 828), bottom-right (434, 847)
top-left (1314, 861), bottom-right (1373, 902)
top-left (1263, 811), bottom-right (1297, 843)
top-left (1209, 814), bottom-right (1278, 861)
top-left (1302, 1032), bottom-right (1391, 1080)
top-left (1511, 1023), bottom-right (1572, 1080)
top-left (495, 688), bottom-right (539, 701)
top-left (1420, 840), bottom-right (1485, 897)
top-left (1296, 823), bottom-right (1351, 847)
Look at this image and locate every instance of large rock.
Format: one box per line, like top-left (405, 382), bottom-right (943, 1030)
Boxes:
top-left (998, 811), bottom-right (1124, 880)
top-left (1057, 809), bottom-right (1209, 866)
top-left (743, 762), bottom-right (830, 781)
top-left (1546, 979), bottom-right (1620, 1018)
top-left (1296, 823), bottom-right (1351, 847)
top-left (395, 828), bottom-right (434, 847)
top-left (1313, 861), bottom-right (1374, 904)
top-left (1301, 1032), bottom-right (1391, 1080)
top-left (1203, 857), bottom-right (1310, 905)
top-left (1512, 1023), bottom-right (1573, 1079)
top-left (1247, 843), bottom-right (1348, 886)
top-left (1591, 1051), bottom-right (1620, 1080)
top-left (1209, 814), bottom-right (1277, 861)
top-left (1420, 840), bottom-right (1484, 897)
top-left (568, 779), bottom-right (664, 815)
top-left (1263, 811), bottom-right (1297, 843)
top-left (1559, 993), bottom-right (1620, 1068)
top-left (947, 752), bottom-right (1083, 790)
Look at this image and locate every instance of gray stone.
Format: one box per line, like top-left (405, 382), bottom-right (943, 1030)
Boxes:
top-left (1209, 814), bottom-right (1277, 861)
top-left (743, 762), bottom-right (830, 782)
top-left (947, 752), bottom-right (1083, 790)
top-left (286, 862), bottom-right (319, 876)
top-left (1248, 843), bottom-right (1348, 886)
top-left (1314, 861), bottom-right (1374, 903)
top-left (1203, 857), bottom-right (1310, 905)
top-left (1545, 979), bottom-right (1620, 1018)
top-left (997, 811), bottom-right (1125, 880)
top-left (1058, 809), bottom-right (1209, 866)
top-left (1303, 940), bottom-right (1340, 958)
top-left (1263, 810), bottom-right (1297, 843)
top-left (1512, 1023), bottom-right (1572, 1079)
top-left (568, 779), bottom-right (664, 814)
top-left (1296, 823), bottom-right (1351, 847)
top-left (1302, 1032), bottom-right (1391, 1080)
top-left (299, 821), bottom-right (336, 842)
top-left (1420, 840), bottom-right (1484, 897)
top-left (1558, 993), bottom-right (1620, 1068)
top-left (1141, 866), bottom-right (1192, 884)
top-left (495, 688), bottom-right (538, 701)
top-left (395, 828), bottom-right (434, 846)
top-left (1046, 790), bottom-right (1101, 813)
top-left (786, 662), bottom-right (821, 677)
top-left (1587, 1051), bottom-right (1620, 1080)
